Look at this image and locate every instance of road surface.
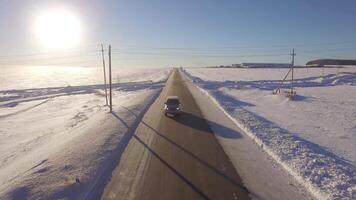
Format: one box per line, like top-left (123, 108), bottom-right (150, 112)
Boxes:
top-left (102, 70), bottom-right (250, 200)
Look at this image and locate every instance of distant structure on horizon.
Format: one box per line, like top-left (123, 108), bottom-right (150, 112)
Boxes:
top-left (306, 59), bottom-right (356, 67)
top-left (241, 63), bottom-right (291, 68)
top-left (232, 64), bottom-right (242, 68)
top-left (209, 64), bottom-right (241, 68)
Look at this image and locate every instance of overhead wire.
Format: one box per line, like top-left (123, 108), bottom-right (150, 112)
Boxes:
top-left (0, 45), bottom-right (102, 66)
top-left (0, 40), bottom-right (355, 66)
top-left (112, 40), bottom-right (356, 50)
top-left (111, 51), bottom-right (290, 58)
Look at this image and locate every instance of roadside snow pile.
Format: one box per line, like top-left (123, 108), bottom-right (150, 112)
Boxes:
top-left (0, 67), bottom-right (169, 199)
top-left (183, 67), bottom-right (356, 199)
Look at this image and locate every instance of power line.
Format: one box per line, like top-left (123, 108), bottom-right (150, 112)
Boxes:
top-left (298, 53), bottom-right (356, 60)
top-left (0, 50), bottom-right (100, 60)
top-left (0, 52), bottom-right (101, 64)
top-left (299, 46), bottom-right (356, 53)
top-left (112, 40), bottom-right (356, 51)
top-left (0, 44), bottom-right (101, 59)
top-left (111, 51), bottom-right (289, 58)
top-left (0, 41), bottom-right (354, 67)
top-left (1, 42), bottom-right (102, 51)
top-left (300, 0), bottom-right (356, 14)
top-left (1, 40), bottom-right (354, 60)
top-left (0, 60), bottom-right (101, 67)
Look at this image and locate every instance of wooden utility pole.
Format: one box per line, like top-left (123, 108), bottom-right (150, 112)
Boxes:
top-left (291, 49), bottom-right (296, 94)
top-left (109, 45), bottom-right (112, 112)
top-left (101, 44), bottom-right (108, 106)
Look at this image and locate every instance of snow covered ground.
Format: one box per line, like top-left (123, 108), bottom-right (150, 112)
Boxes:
top-left (184, 67), bottom-right (356, 199)
top-left (0, 66), bottom-right (170, 199)
top-left (0, 66), bottom-right (170, 90)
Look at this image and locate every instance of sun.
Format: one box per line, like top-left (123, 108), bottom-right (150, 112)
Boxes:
top-left (34, 8), bottom-right (82, 49)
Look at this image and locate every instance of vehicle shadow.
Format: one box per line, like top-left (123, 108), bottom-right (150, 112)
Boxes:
top-left (174, 111), bottom-right (242, 139)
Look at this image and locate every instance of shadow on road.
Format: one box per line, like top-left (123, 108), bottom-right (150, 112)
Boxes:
top-left (113, 104), bottom-right (252, 198)
top-left (174, 111), bottom-right (242, 139)
top-left (118, 105), bottom-right (247, 192)
top-left (109, 107), bottom-right (211, 199)
top-left (120, 104), bottom-right (242, 139)
top-left (132, 134), bottom-right (211, 200)
top-left (140, 120), bottom-right (248, 193)
top-left (8, 186), bottom-right (30, 200)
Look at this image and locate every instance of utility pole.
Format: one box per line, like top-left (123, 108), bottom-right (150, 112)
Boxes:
top-left (101, 44), bottom-right (108, 106)
top-left (291, 49), bottom-right (296, 94)
top-left (109, 45), bottom-right (112, 112)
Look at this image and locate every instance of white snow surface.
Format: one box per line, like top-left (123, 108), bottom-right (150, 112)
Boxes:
top-left (184, 67), bottom-right (356, 200)
top-left (0, 66), bottom-right (171, 90)
top-left (0, 66), bottom-right (170, 199)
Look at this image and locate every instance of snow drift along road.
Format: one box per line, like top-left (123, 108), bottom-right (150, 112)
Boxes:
top-left (0, 67), bottom-right (170, 199)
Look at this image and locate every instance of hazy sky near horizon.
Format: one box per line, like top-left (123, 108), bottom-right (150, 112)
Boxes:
top-left (1, 0), bottom-right (356, 67)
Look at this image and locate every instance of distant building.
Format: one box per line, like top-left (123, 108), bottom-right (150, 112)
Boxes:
top-left (306, 63), bottom-right (324, 68)
top-left (232, 64), bottom-right (242, 68)
top-left (212, 65), bottom-right (233, 68)
top-left (306, 59), bottom-right (356, 67)
top-left (241, 63), bottom-right (291, 68)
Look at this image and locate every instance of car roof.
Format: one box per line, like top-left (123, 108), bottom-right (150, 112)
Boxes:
top-left (166, 96), bottom-right (179, 100)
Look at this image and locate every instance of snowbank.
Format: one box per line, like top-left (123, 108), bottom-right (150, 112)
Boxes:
top-left (0, 67), bottom-right (170, 199)
top-left (183, 68), bottom-right (356, 199)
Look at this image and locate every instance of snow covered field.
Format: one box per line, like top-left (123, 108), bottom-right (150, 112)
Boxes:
top-left (0, 66), bottom-right (170, 90)
top-left (184, 67), bottom-right (356, 199)
top-left (0, 66), bottom-right (170, 199)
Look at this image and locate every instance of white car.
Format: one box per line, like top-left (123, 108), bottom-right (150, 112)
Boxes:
top-left (164, 96), bottom-right (181, 116)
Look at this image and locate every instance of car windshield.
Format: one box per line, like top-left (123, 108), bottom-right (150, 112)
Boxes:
top-left (166, 99), bottom-right (179, 105)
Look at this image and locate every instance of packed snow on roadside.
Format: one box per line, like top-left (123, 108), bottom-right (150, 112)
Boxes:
top-left (0, 66), bottom-right (170, 199)
top-left (184, 67), bottom-right (356, 199)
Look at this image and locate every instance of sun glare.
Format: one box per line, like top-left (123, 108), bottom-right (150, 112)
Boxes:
top-left (34, 8), bottom-right (82, 49)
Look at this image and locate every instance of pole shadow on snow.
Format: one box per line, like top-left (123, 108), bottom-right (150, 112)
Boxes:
top-left (81, 107), bottom-right (157, 199)
top-left (45, 94), bottom-right (162, 200)
top-left (43, 117), bottom-right (132, 199)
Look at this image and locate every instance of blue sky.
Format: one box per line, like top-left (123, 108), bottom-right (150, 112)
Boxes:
top-left (1, 0), bottom-right (356, 67)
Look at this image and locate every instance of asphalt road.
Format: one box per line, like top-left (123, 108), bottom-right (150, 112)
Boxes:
top-left (101, 69), bottom-right (250, 200)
